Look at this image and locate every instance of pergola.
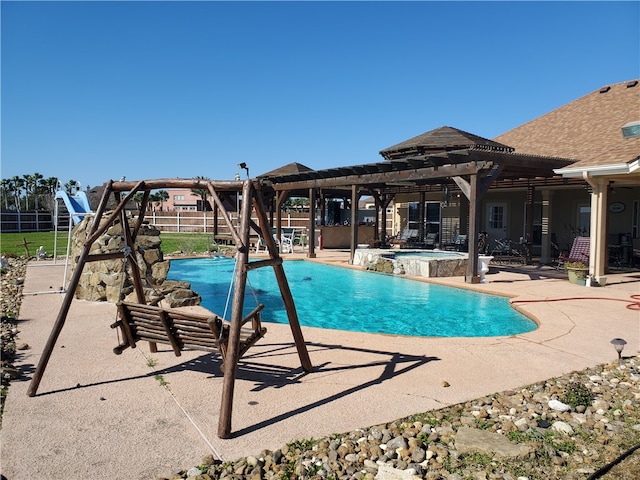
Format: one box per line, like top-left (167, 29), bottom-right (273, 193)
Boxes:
top-left (261, 146), bottom-right (577, 283)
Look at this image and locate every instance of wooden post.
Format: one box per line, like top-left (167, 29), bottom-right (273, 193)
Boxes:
top-left (254, 184), bottom-right (312, 372)
top-left (27, 182), bottom-right (114, 396)
top-left (307, 187), bottom-right (316, 258)
top-left (525, 184), bottom-right (535, 264)
top-left (218, 180), bottom-right (252, 439)
top-left (349, 184), bottom-right (359, 262)
top-left (466, 174), bottom-right (481, 283)
top-left (418, 191), bottom-right (426, 243)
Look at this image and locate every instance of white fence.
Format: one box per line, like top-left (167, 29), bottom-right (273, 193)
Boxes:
top-left (1, 209), bottom-right (395, 239)
top-left (145, 211), bottom-right (311, 234)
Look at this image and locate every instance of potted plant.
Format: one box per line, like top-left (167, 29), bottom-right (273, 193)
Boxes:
top-left (565, 261), bottom-right (589, 286)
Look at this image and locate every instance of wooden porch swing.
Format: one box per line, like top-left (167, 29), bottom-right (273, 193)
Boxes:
top-left (26, 177), bottom-right (313, 438)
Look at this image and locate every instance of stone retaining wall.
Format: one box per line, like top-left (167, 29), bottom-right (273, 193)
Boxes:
top-left (68, 217), bottom-right (201, 307)
top-left (353, 249), bottom-right (468, 278)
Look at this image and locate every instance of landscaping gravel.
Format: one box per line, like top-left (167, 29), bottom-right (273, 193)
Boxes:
top-left (161, 355), bottom-right (640, 480)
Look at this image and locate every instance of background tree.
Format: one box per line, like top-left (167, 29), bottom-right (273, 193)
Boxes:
top-left (40, 177), bottom-right (60, 211)
top-left (64, 180), bottom-right (79, 194)
top-left (10, 176), bottom-right (24, 211)
top-left (133, 192), bottom-right (145, 211)
top-left (282, 197), bottom-right (310, 212)
top-left (155, 189), bottom-right (169, 211)
top-left (22, 173), bottom-right (43, 210)
top-left (0, 179), bottom-right (15, 210)
top-left (190, 176), bottom-right (210, 210)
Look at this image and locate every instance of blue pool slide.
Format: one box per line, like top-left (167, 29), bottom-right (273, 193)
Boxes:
top-left (55, 190), bottom-right (92, 225)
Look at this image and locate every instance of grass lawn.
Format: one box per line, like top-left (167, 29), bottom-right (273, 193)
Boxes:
top-left (0, 231), bottom-right (220, 258)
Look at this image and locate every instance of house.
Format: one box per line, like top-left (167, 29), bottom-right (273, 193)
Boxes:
top-left (495, 79), bottom-right (640, 283)
top-left (259, 79), bottom-right (639, 283)
top-left (161, 188), bottom-right (213, 211)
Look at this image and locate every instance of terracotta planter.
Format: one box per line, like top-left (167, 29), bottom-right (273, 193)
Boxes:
top-left (566, 266), bottom-right (588, 286)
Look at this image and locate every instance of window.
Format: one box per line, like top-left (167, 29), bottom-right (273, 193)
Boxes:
top-left (489, 205), bottom-right (505, 229)
top-left (407, 201), bottom-right (441, 232)
top-left (578, 205), bottom-right (591, 235)
top-left (173, 195), bottom-right (185, 201)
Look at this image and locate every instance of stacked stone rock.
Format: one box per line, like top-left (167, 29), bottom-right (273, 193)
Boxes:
top-left (69, 217), bottom-right (200, 307)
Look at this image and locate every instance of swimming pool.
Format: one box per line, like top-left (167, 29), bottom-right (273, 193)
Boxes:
top-left (167, 258), bottom-right (537, 337)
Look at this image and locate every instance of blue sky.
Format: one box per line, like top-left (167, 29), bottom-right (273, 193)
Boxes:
top-left (2, 1), bottom-right (638, 190)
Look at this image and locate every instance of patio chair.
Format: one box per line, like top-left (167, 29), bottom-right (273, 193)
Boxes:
top-left (557, 236), bottom-right (590, 269)
top-left (444, 234), bottom-right (467, 251)
top-left (280, 228), bottom-right (296, 253)
top-left (424, 232), bottom-right (438, 249)
top-left (293, 230), bottom-right (308, 251)
top-left (255, 236), bottom-right (268, 253)
top-left (390, 228), bottom-right (418, 248)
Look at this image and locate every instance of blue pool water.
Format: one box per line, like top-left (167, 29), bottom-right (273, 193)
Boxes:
top-left (167, 258), bottom-right (537, 337)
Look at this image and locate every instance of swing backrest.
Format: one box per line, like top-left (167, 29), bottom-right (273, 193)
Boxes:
top-left (112, 301), bottom-right (266, 362)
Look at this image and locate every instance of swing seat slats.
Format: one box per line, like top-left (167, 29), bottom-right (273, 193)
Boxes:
top-left (112, 301), bottom-right (267, 363)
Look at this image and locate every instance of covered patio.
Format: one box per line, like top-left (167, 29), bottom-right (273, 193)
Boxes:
top-left (259, 126), bottom-right (578, 283)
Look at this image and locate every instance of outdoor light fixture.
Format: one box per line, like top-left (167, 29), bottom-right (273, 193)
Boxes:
top-left (610, 338), bottom-right (627, 362)
top-left (234, 173), bottom-right (241, 181)
top-left (238, 162), bottom-right (249, 178)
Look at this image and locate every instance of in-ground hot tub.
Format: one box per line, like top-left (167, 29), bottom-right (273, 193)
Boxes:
top-left (353, 249), bottom-right (468, 278)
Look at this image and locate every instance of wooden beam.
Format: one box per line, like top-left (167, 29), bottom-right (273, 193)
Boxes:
top-left (207, 183), bottom-right (244, 248)
top-left (245, 257), bottom-right (283, 271)
top-left (272, 161), bottom-right (488, 191)
top-left (85, 180), bottom-right (146, 246)
top-left (109, 178), bottom-right (244, 192)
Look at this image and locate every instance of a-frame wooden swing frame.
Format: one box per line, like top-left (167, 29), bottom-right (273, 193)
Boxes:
top-left (26, 177), bottom-right (313, 438)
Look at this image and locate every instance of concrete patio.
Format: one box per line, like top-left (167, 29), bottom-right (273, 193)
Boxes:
top-left (1, 251), bottom-right (638, 479)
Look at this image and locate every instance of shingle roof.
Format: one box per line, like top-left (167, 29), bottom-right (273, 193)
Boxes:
top-left (379, 126), bottom-right (513, 160)
top-left (258, 162), bottom-right (314, 178)
top-left (494, 80), bottom-right (640, 167)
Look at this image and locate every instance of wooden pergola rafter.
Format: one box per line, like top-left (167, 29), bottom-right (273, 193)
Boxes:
top-left (260, 148), bottom-right (576, 282)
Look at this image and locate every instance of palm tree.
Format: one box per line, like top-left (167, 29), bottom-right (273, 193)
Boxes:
top-left (133, 192), bottom-right (145, 211)
top-left (64, 180), bottom-right (79, 194)
top-left (10, 176), bottom-right (24, 211)
top-left (0, 179), bottom-right (13, 210)
top-left (23, 173), bottom-right (43, 210)
top-left (190, 176), bottom-right (210, 211)
top-left (155, 189), bottom-right (169, 211)
top-left (41, 177), bottom-right (60, 210)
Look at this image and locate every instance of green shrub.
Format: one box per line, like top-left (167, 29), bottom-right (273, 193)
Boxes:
top-left (562, 382), bottom-right (593, 408)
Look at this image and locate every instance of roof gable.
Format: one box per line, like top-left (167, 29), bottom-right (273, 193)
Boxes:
top-left (258, 162), bottom-right (314, 178)
top-left (379, 126), bottom-right (513, 160)
top-left (494, 80), bottom-right (640, 166)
